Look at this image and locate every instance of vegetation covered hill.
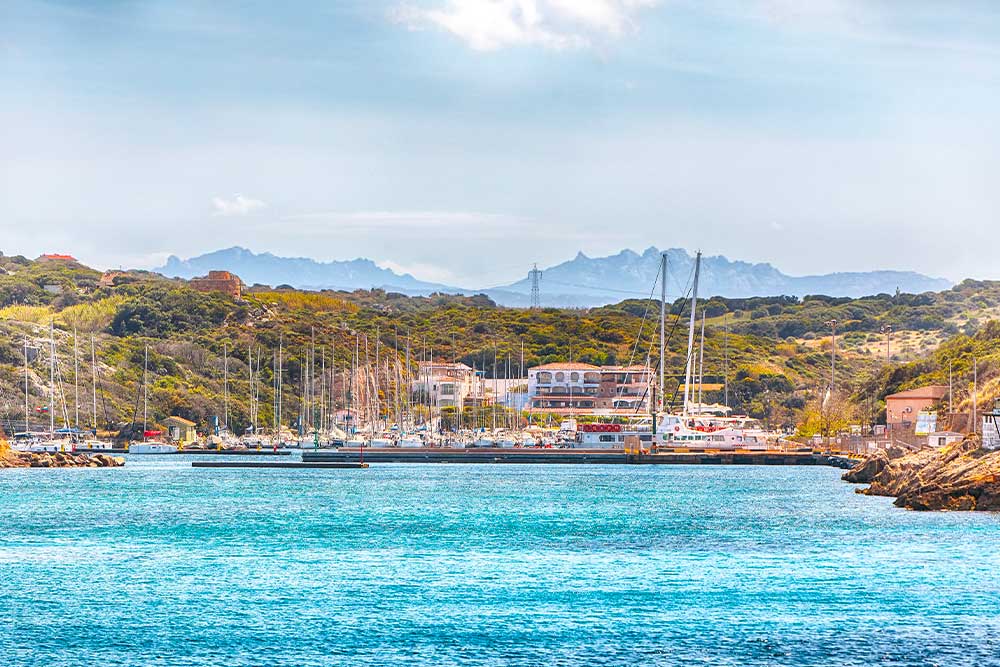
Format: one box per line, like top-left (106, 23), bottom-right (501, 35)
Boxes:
top-left (0, 252), bottom-right (995, 438)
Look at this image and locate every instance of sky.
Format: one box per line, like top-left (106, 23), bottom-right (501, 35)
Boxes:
top-left (2, 0), bottom-right (999, 287)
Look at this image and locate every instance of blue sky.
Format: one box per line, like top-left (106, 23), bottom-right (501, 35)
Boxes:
top-left (2, 0), bottom-right (999, 286)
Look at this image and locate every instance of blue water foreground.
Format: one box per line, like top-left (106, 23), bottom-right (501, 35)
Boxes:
top-left (2, 458), bottom-right (1000, 666)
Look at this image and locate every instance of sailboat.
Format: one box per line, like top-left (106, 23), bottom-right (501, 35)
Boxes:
top-left (128, 346), bottom-right (178, 454)
top-left (78, 335), bottom-right (114, 451)
top-left (29, 321), bottom-right (73, 453)
top-left (571, 251), bottom-right (776, 452)
top-left (654, 251), bottom-right (775, 450)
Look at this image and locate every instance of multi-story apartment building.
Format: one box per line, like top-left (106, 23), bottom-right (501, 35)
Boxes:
top-left (527, 363), bottom-right (651, 415)
top-left (412, 361), bottom-right (489, 409)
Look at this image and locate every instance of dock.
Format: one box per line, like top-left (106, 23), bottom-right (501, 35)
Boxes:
top-left (302, 448), bottom-right (855, 467)
top-left (74, 448), bottom-right (293, 456)
top-left (191, 461), bottom-right (368, 469)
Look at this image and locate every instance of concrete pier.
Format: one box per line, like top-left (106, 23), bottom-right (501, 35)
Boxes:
top-left (192, 461), bottom-right (368, 469)
top-left (302, 448), bottom-right (852, 467)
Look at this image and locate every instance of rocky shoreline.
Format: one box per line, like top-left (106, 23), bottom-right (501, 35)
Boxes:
top-left (843, 437), bottom-right (1000, 511)
top-left (0, 451), bottom-right (125, 469)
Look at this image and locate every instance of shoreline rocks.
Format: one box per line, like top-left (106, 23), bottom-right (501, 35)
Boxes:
top-left (0, 451), bottom-right (125, 469)
top-left (843, 436), bottom-right (1000, 511)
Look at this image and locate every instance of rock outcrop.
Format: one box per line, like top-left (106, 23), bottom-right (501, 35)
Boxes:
top-left (0, 451), bottom-right (125, 469)
top-left (843, 437), bottom-right (1000, 511)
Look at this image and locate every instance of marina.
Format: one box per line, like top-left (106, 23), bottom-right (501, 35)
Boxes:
top-left (302, 447), bottom-right (852, 466)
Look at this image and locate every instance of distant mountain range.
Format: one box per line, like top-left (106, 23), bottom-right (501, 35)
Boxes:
top-left (156, 246), bottom-right (952, 307)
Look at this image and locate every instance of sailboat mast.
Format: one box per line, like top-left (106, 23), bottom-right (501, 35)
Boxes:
top-left (278, 334), bottom-right (283, 440)
top-left (723, 315), bottom-right (730, 408)
top-left (697, 311), bottom-right (706, 411)
top-left (49, 320), bottom-right (56, 435)
top-left (659, 252), bottom-right (667, 412)
top-left (142, 345), bottom-right (148, 435)
top-left (223, 342), bottom-right (229, 432)
top-left (24, 337), bottom-right (29, 433)
top-left (682, 251), bottom-right (701, 416)
top-left (91, 336), bottom-right (97, 433)
top-left (73, 326), bottom-right (79, 431)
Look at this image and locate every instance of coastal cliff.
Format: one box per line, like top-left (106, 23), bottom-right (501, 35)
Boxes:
top-left (844, 437), bottom-right (1000, 511)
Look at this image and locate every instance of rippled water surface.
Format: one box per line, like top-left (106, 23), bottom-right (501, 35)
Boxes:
top-left (3, 457), bottom-right (1000, 666)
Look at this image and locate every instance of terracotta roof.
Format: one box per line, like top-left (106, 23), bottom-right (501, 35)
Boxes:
top-left (886, 385), bottom-right (948, 401)
top-left (164, 415), bottom-right (196, 426)
top-left (38, 253), bottom-right (77, 261)
top-left (530, 362), bottom-right (601, 371)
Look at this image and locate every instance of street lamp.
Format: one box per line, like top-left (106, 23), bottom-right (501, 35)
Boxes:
top-left (880, 324), bottom-right (893, 364)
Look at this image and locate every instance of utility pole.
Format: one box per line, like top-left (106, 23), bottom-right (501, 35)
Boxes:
top-left (529, 263), bottom-right (542, 309)
top-left (973, 358), bottom-right (978, 435)
top-left (948, 359), bottom-right (953, 414)
top-left (825, 319), bottom-right (838, 391)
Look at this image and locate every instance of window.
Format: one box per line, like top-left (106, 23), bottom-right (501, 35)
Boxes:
top-left (599, 435), bottom-right (615, 442)
top-left (570, 372), bottom-right (580, 382)
top-left (555, 372), bottom-right (565, 382)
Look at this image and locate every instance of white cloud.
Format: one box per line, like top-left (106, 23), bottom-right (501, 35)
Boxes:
top-left (394, 0), bottom-right (660, 52)
top-left (211, 193), bottom-right (266, 216)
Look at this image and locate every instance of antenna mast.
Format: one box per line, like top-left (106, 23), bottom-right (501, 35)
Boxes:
top-left (529, 264), bottom-right (542, 309)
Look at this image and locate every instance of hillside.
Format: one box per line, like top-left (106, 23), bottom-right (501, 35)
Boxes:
top-left (0, 253), bottom-right (994, 439)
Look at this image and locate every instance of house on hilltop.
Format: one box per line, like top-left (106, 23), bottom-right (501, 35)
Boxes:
top-left (37, 253), bottom-right (77, 263)
top-left (190, 270), bottom-right (243, 299)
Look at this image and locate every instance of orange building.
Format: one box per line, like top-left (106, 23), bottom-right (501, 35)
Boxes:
top-left (37, 253), bottom-right (77, 262)
top-left (190, 271), bottom-right (243, 299)
top-left (885, 385), bottom-right (948, 426)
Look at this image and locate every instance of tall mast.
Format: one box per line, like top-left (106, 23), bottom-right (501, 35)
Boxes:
top-left (659, 252), bottom-right (667, 412)
top-left (73, 326), bottom-right (79, 431)
top-left (24, 336), bottom-right (29, 433)
top-left (697, 311), bottom-right (706, 411)
top-left (223, 342), bottom-right (229, 432)
top-left (248, 343), bottom-right (253, 435)
top-left (405, 334), bottom-right (411, 430)
top-left (142, 345), bottom-right (148, 435)
top-left (49, 320), bottom-right (56, 435)
top-left (278, 334), bottom-right (283, 440)
top-left (91, 335), bottom-right (97, 433)
top-left (682, 251), bottom-right (701, 416)
top-left (724, 315), bottom-right (730, 408)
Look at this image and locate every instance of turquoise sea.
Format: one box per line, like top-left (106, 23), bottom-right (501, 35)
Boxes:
top-left (2, 457), bottom-right (1000, 666)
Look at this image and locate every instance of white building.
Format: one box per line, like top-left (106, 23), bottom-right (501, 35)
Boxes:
top-left (412, 361), bottom-right (488, 409)
top-left (983, 400), bottom-right (1000, 451)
